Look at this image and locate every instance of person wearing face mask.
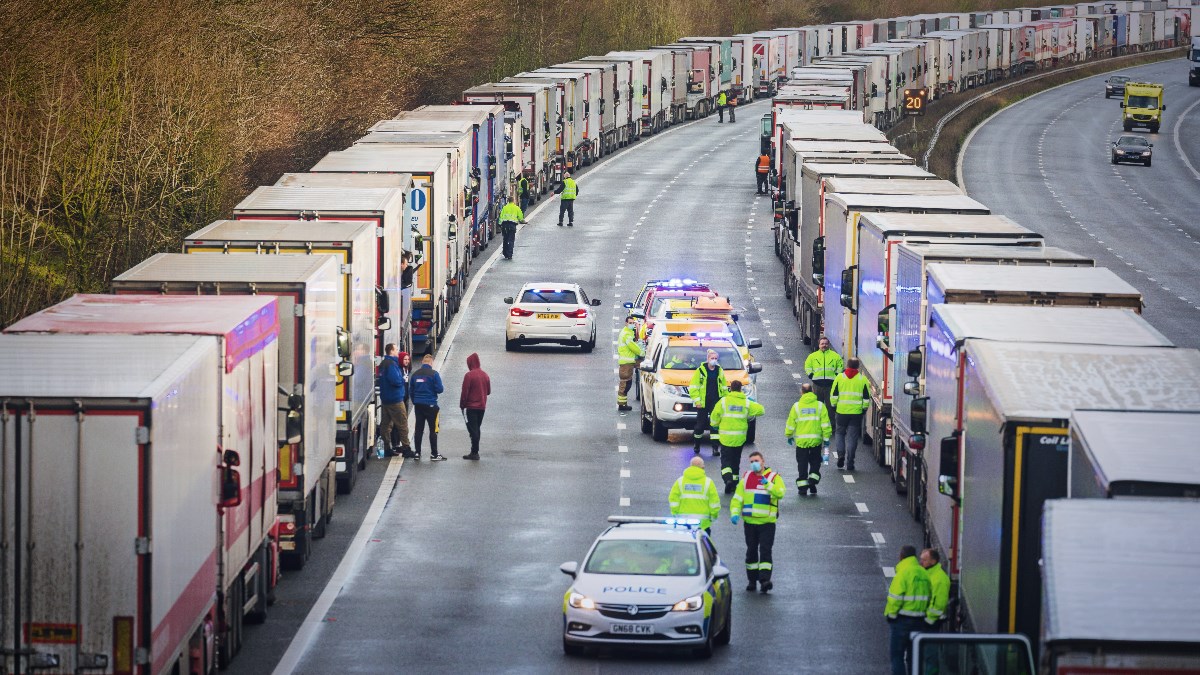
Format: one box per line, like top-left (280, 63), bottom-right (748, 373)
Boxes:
top-left (729, 451), bottom-right (786, 594)
top-left (689, 349), bottom-right (729, 455)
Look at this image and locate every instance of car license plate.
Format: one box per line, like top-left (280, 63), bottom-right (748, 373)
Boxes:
top-left (536, 313), bottom-right (560, 319)
top-left (611, 623), bottom-right (653, 635)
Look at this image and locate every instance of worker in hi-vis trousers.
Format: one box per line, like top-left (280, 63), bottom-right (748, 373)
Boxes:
top-left (710, 380), bottom-right (765, 494)
top-left (730, 451), bottom-right (785, 594)
top-left (786, 382), bottom-right (832, 496)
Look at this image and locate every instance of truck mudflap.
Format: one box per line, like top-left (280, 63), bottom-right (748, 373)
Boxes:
top-left (909, 633), bottom-right (1034, 675)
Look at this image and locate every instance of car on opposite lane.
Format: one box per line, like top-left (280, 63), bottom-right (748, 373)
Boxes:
top-left (1104, 75), bottom-right (1130, 99)
top-left (1111, 134), bottom-right (1153, 166)
top-left (560, 517), bottom-right (732, 658)
top-left (504, 282), bottom-right (602, 352)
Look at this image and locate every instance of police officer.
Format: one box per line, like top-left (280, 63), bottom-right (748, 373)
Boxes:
top-left (616, 313), bottom-right (644, 412)
top-left (689, 349), bottom-right (729, 454)
top-left (830, 356), bottom-right (870, 471)
top-left (921, 548), bottom-right (950, 630)
top-left (556, 171), bottom-right (577, 227)
top-left (730, 451), bottom-right (785, 593)
top-left (785, 382), bottom-right (832, 496)
top-left (885, 545), bottom-right (932, 675)
top-left (755, 153), bottom-right (771, 194)
top-left (804, 335), bottom-right (844, 429)
top-left (716, 91), bottom-right (728, 122)
top-left (668, 457), bottom-right (721, 534)
top-left (497, 195), bottom-right (524, 260)
top-left (710, 380), bottom-right (765, 492)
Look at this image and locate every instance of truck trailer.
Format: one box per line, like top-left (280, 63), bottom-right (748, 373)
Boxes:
top-left (1068, 409), bottom-right (1200, 498)
top-left (112, 253), bottom-right (341, 570)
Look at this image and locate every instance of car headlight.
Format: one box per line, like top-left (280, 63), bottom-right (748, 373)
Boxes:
top-left (1141, 151), bottom-right (1151, 156)
top-left (568, 592), bottom-right (596, 610)
top-left (671, 595), bottom-right (703, 612)
top-left (657, 384), bottom-right (690, 397)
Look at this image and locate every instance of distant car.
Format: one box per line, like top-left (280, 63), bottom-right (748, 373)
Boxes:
top-left (560, 516), bottom-right (732, 658)
top-left (1111, 135), bottom-right (1152, 166)
top-left (504, 282), bottom-right (601, 352)
top-left (1104, 75), bottom-right (1130, 99)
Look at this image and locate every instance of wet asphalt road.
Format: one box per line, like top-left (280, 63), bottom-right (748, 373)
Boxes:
top-left (961, 58), bottom-right (1200, 347)
top-left (232, 100), bottom-right (927, 674)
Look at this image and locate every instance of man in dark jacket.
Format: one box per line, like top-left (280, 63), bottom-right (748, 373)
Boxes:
top-left (459, 353), bottom-right (491, 460)
top-left (409, 353), bottom-right (445, 461)
top-left (377, 344), bottom-right (410, 457)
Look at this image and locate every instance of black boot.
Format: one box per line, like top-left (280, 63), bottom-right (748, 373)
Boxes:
top-left (745, 570), bottom-right (758, 592)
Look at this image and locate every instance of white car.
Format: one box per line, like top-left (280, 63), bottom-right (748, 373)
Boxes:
top-left (503, 282), bottom-right (601, 352)
top-left (560, 517), bottom-right (733, 658)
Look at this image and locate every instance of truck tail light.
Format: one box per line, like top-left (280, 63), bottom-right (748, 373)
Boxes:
top-left (510, 307), bottom-right (535, 317)
top-left (280, 519), bottom-right (297, 535)
top-left (335, 444), bottom-right (346, 458)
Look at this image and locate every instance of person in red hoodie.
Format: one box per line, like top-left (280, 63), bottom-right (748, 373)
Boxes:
top-left (459, 353), bottom-right (491, 460)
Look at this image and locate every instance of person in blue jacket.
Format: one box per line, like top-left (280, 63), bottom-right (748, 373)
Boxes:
top-left (408, 353), bottom-right (445, 461)
top-left (377, 344), bottom-right (410, 457)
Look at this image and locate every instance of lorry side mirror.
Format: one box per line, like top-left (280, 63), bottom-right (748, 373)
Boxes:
top-left (811, 237), bottom-right (825, 282)
top-left (906, 348), bottom-right (923, 378)
top-left (284, 409), bottom-right (303, 445)
top-left (1119, 101), bottom-right (1125, 108)
top-left (839, 267), bottom-right (857, 313)
top-left (876, 303), bottom-right (896, 359)
top-left (336, 327), bottom-right (351, 359)
top-left (938, 433), bottom-right (960, 500)
top-left (903, 380), bottom-right (920, 396)
top-left (287, 393), bottom-right (303, 412)
top-left (910, 396), bottom-right (929, 434)
top-left (375, 287), bottom-right (391, 314)
top-left (221, 467), bottom-right (243, 508)
top-left (338, 361), bottom-right (355, 378)
top-left (376, 317), bottom-right (392, 332)
top-left (223, 449), bottom-right (241, 467)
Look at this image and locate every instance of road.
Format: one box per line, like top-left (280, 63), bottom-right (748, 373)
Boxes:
top-left (235, 100), bottom-right (925, 674)
top-left (961, 58), bottom-right (1200, 348)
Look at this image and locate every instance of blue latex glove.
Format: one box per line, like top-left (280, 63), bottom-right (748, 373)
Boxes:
top-left (731, 514), bottom-right (740, 525)
top-left (786, 437), bottom-right (795, 446)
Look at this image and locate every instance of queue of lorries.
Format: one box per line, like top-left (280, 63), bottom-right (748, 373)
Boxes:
top-left (0, 0), bottom-right (1198, 671)
top-left (765, 5), bottom-right (1200, 672)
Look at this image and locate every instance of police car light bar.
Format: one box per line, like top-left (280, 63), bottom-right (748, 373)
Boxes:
top-left (658, 330), bottom-right (733, 338)
top-left (607, 516), bottom-right (703, 528)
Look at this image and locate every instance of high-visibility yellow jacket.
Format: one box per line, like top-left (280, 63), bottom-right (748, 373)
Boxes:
top-left (785, 392), bottom-right (832, 448)
top-left (926, 562), bottom-right (950, 624)
top-left (498, 202), bottom-right (523, 223)
top-left (616, 325), bottom-right (644, 364)
top-left (709, 391), bottom-right (765, 448)
top-left (668, 465), bottom-right (721, 529)
top-left (560, 178), bottom-right (577, 200)
top-left (885, 556), bottom-right (931, 619)
top-left (830, 371), bottom-right (870, 415)
top-left (731, 469), bottom-right (785, 524)
top-left (804, 348), bottom-right (844, 382)
top-left (689, 364), bottom-right (729, 409)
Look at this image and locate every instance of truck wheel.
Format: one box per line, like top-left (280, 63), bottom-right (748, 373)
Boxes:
top-left (908, 458), bottom-right (924, 522)
top-left (246, 548), bottom-right (269, 624)
top-left (337, 445), bottom-right (357, 495)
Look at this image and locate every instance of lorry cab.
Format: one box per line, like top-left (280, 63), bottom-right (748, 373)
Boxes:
top-left (1120, 81), bottom-right (1164, 132)
top-left (910, 633), bottom-right (1034, 675)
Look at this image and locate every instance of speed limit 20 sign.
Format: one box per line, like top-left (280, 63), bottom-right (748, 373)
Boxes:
top-left (904, 88), bottom-right (927, 116)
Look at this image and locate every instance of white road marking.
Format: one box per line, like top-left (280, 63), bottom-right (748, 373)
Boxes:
top-left (620, 469), bottom-right (631, 478)
top-left (855, 502), bottom-right (869, 513)
top-left (871, 532), bottom-right (886, 545)
top-left (617, 423), bottom-right (626, 430)
top-left (620, 496), bottom-right (631, 506)
top-left (883, 566), bottom-right (896, 578)
top-left (783, 359), bottom-right (791, 365)
top-left (768, 332), bottom-right (777, 337)
top-left (844, 475), bottom-right (855, 483)
top-left (618, 445), bottom-right (629, 453)
top-left (792, 373), bottom-right (802, 379)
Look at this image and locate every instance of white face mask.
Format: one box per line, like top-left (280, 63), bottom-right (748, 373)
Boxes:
top-left (708, 357), bottom-right (718, 366)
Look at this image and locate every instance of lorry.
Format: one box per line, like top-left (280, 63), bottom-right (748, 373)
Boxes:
top-left (499, 75), bottom-right (584, 171)
top-left (788, 163), bottom-right (941, 345)
top-left (1035, 499), bottom-right (1200, 673)
top-left (462, 82), bottom-right (554, 191)
top-left (908, 340), bottom-right (1200, 638)
top-left (5, 294), bottom-right (283, 667)
top-left (831, 212), bottom-right (1044, 475)
top-left (524, 69), bottom-right (602, 162)
top-left (0, 333), bottom-right (227, 674)
top-left (182, 220), bottom-right (378, 498)
top-left (576, 56), bottom-right (641, 142)
top-left (1068, 409), bottom-right (1200, 498)
top-left (658, 43), bottom-right (717, 118)
top-left (605, 50), bottom-right (672, 134)
top-left (1190, 36), bottom-right (1200, 85)
top-left (306, 149), bottom-right (463, 353)
top-left (644, 47), bottom-right (692, 124)
top-left (112, 252), bottom-right (341, 570)
top-left (1121, 81), bottom-right (1165, 131)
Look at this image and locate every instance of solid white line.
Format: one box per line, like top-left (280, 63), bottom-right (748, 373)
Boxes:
top-left (855, 502), bottom-right (869, 513)
top-left (1172, 97), bottom-right (1200, 181)
top-left (871, 532), bottom-right (886, 545)
top-left (271, 457), bottom-right (405, 675)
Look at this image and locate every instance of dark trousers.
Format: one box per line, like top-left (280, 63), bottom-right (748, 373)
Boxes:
top-left (796, 445), bottom-right (822, 492)
top-left (743, 521), bottom-right (776, 583)
top-left (812, 380), bottom-right (836, 433)
top-left (693, 405), bottom-right (718, 450)
top-left (833, 412), bottom-right (863, 469)
top-left (719, 445), bottom-right (744, 486)
top-left (558, 199), bottom-right (574, 225)
top-left (414, 403), bottom-right (439, 456)
top-left (500, 222), bottom-right (516, 258)
top-left (889, 616), bottom-right (925, 675)
top-left (519, 191), bottom-right (530, 211)
top-left (465, 408), bottom-right (485, 455)
top-left (756, 173), bottom-right (769, 193)
top-left (729, 105), bottom-right (736, 122)
top-left (717, 105), bottom-right (725, 121)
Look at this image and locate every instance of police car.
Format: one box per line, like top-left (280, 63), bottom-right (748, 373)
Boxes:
top-left (560, 517), bottom-right (732, 658)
